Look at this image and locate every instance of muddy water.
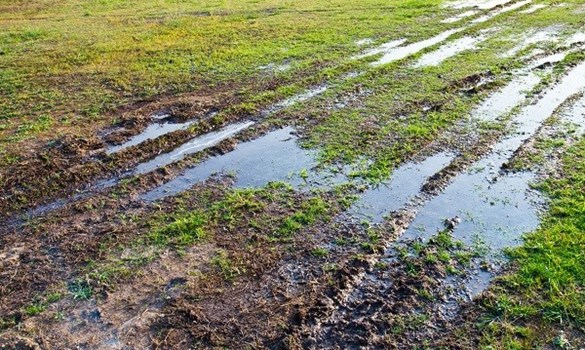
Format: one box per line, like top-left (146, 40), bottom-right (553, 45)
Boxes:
top-left (474, 72), bottom-right (541, 120)
top-left (414, 35), bottom-right (486, 67)
top-left (308, 59), bottom-right (585, 344)
top-left (504, 26), bottom-right (562, 58)
top-left (141, 127), bottom-right (345, 201)
top-left (559, 94), bottom-right (585, 135)
top-left (352, 39), bottom-right (407, 60)
top-left (349, 153), bottom-right (454, 221)
top-left (258, 62), bottom-right (291, 73)
top-left (567, 32), bottom-right (585, 46)
top-left (17, 84), bottom-right (336, 223)
top-left (133, 121), bottom-right (255, 175)
top-left (474, 50), bottom-right (575, 121)
top-left (264, 85), bottom-right (329, 115)
top-left (106, 118), bottom-right (197, 155)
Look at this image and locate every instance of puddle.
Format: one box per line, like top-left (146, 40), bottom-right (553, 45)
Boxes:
top-left (559, 94), bottom-right (585, 135)
top-left (336, 59), bottom-right (585, 315)
top-left (134, 85), bottom-right (330, 176)
top-left (473, 71), bottom-right (541, 120)
top-left (367, 1), bottom-right (530, 66)
top-left (414, 35), bottom-right (486, 67)
top-left (106, 118), bottom-right (197, 155)
top-left (504, 26), bottom-right (562, 57)
top-left (373, 29), bottom-right (463, 66)
top-left (520, 4), bottom-right (547, 13)
top-left (262, 85), bottom-right (329, 115)
top-left (16, 84), bottom-right (335, 223)
top-left (441, 10), bottom-right (478, 23)
top-left (566, 32), bottom-right (585, 46)
top-left (351, 38), bottom-right (407, 60)
top-left (141, 127), bottom-right (345, 202)
top-left (401, 166), bottom-right (540, 250)
top-left (134, 121), bottom-right (256, 176)
top-left (530, 50), bottom-right (570, 67)
top-left (445, 0), bottom-right (513, 10)
top-left (472, 0), bottom-right (532, 23)
top-left (349, 153), bottom-right (455, 222)
top-left (258, 62), bottom-right (292, 73)
top-left (474, 50), bottom-right (573, 121)
top-left (355, 38), bottom-right (374, 46)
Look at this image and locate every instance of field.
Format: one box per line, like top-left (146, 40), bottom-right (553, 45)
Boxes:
top-left (1, 0), bottom-right (585, 348)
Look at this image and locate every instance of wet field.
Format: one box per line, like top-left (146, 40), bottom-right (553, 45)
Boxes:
top-left (1, 0), bottom-right (585, 348)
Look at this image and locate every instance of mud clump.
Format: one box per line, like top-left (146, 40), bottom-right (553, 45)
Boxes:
top-left (0, 335), bottom-right (41, 350)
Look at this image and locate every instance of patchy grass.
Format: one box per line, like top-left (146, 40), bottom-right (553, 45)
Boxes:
top-left (0, 0), bottom-right (446, 156)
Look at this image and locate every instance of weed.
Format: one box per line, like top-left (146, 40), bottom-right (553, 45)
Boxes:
top-left (68, 280), bottom-right (92, 300)
top-left (311, 247), bottom-right (329, 258)
top-left (211, 249), bottom-right (243, 281)
top-left (150, 211), bottom-right (208, 247)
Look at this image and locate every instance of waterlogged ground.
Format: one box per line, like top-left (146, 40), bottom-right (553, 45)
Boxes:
top-left (1, 0), bottom-right (585, 349)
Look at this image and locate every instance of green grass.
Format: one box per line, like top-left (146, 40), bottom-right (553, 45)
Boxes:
top-left (0, 0), bottom-right (446, 155)
top-left (277, 197), bottom-right (330, 237)
top-left (68, 280), bottom-right (93, 300)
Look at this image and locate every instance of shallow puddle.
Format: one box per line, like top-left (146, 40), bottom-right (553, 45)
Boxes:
top-left (398, 60), bottom-right (585, 250)
top-left (473, 72), bottom-right (541, 120)
top-left (141, 127), bottom-right (344, 202)
top-left (325, 61), bottom-right (585, 327)
top-left (355, 38), bottom-right (374, 46)
top-left (372, 0), bottom-right (529, 66)
top-left (504, 26), bottom-right (562, 57)
top-left (264, 86), bottom-right (328, 115)
top-left (373, 29), bottom-right (463, 66)
top-left (349, 153), bottom-right (455, 221)
top-left (474, 50), bottom-right (572, 121)
top-left (134, 86), bottom-right (330, 175)
top-left (441, 10), bottom-right (478, 23)
top-left (352, 39), bottom-right (406, 60)
top-left (134, 121), bottom-right (256, 175)
top-left (258, 62), bottom-right (292, 73)
top-left (519, 4), bottom-right (547, 14)
top-left (559, 94), bottom-right (585, 135)
top-left (106, 118), bottom-right (197, 155)
top-left (566, 32), bottom-right (585, 46)
top-left (472, 0), bottom-right (532, 23)
top-left (445, 0), bottom-right (513, 10)
top-left (414, 35), bottom-right (486, 67)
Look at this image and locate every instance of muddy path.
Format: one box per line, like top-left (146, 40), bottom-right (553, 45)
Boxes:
top-left (2, 1), bottom-right (585, 348)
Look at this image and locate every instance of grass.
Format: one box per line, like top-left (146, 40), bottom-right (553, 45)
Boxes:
top-left (277, 197), bottom-right (330, 237)
top-left (211, 249), bottom-right (243, 281)
top-left (68, 280), bottom-right (93, 300)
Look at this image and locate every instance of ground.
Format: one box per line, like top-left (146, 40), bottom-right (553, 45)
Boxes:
top-left (1, 0), bottom-right (585, 349)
